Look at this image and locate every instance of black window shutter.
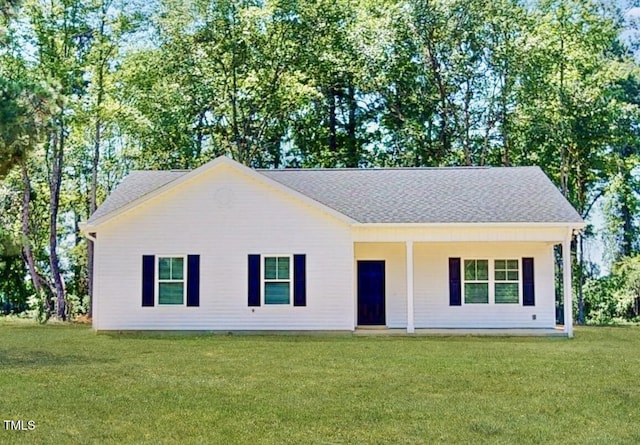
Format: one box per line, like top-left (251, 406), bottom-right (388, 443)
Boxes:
top-left (522, 257), bottom-right (535, 306)
top-left (293, 254), bottom-right (306, 307)
top-left (187, 255), bottom-right (200, 307)
top-left (248, 254), bottom-right (261, 306)
top-left (449, 257), bottom-right (462, 306)
top-left (142, 255), bottom-right (155, 307)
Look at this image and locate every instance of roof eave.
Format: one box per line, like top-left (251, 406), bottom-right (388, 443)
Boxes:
top-left (352, 221), bottom-right (586, 229)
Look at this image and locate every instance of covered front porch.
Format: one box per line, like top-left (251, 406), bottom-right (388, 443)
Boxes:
top-left (352, 225), bottom-right (576, 337)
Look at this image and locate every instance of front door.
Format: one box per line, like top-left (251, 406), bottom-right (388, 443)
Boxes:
top-left (357, 261), bottom-right (385, 326)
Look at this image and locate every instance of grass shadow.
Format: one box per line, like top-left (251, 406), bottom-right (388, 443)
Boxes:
top-left (0, 349), bottom-right (113, 368)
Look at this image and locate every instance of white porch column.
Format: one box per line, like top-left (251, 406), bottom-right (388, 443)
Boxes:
top-left (563, 232), bottom-right (573, 338)
top-left (406, 241), bottom-right (415, 333)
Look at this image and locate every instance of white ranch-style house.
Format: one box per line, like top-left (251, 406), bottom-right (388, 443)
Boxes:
top-left (80, 156), bottom-right (585, 336)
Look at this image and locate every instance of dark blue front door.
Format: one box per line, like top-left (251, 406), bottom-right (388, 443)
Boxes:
top-left (357, 261), bottom-right (385, 326)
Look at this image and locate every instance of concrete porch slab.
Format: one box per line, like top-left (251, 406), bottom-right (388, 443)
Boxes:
top-left (354, 327), bottom-right (567, 337)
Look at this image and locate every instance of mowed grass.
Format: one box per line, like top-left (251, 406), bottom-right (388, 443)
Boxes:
top-left (1, 322), bottom-right (639, 445)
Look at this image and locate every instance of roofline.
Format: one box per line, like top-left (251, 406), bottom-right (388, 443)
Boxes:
top-left (256, 165), bottom-right (540, 172)
top-left (80, 156), bottom-right (357, 231)
top-left (80, 220), bottom-right (586, 235)
top-left (352, 222), bottom-right (586, 229)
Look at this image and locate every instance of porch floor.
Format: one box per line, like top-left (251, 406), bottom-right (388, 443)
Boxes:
top-left (354, 326), bottom-right (567, 337)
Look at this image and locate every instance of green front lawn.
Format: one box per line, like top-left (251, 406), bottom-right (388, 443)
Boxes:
top-left (1, 322), bottom-right (639, 444)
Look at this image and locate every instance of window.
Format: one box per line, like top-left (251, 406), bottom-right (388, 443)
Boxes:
top-left (158, 257), bottom-right (185, 305)
top-left (464, 260), bottom-right (489, 304)
top-left (495, 260), bottom-right (519, 304)
top-left (462, 259), bottom-right (520, 305)
top-left (263, 256), bottom-right (291, 305)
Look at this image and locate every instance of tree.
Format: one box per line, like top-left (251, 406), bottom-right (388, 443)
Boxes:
top-left (26, 0), bottom-right (96, 319)
top-left (77, 0), bottom-right (140, 317)
top-left (511, 0), bottom-right (634, 324)
top-left (602, 72), bottom-right (640, 263)
top-left (288, 0), bottom-right (371, 167)
top-left (118, 0), bottom-right (310, 169)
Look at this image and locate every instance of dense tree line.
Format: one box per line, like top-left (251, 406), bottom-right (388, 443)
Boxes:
top-left (0, 0), bottom-right (639, 323)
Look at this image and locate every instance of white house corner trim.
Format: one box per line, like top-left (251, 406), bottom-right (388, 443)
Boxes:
top-left (406, 240), bottom-right (415, 333)
top-left (563, 231), bottom-right (574, 338)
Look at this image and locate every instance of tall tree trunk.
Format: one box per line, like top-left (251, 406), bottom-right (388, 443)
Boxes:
top-left (49, 125), bottom-right (66, 320)
top-left (424, 33), bottom-right (450, 159)
top-left (577, 232), bottom-right (585, 324)
top-left (87, 213), bottom-right (95, 318)
top-left (620, 145), bottom-right (634, 257)
top-left (73, 212), bottom-right (84, 312)
top-left (558, 9), bottom-right (568, 197)
top-left (87, 72), bottom-right (104, 319)
top-left (87, 5), bottom-right (109, 318)
top-left (463, 78), bottom-right (472, 166)
top-left (328, 85), bottom-right (337, 160)
top-left (501, 73), bottom-right (510, 167)
top-left (21, 162), bottom-right (42, 296)
top-left (620, 187), bottom-right (634, 257)
top-left (346, 81), bottom-right (357, 167)
top-left (195, 110), bottom-right (205, 161)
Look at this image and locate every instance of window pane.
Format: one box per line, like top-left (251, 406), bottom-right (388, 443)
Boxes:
top-left (495, 283), bottom-right (519, 304)
top-left (476, 260), bottom-right (489, 280)
top-left (507, 271), bottom-right (518, 281)
top-left (171, 257), bottom-right (184, 280)
top-left (464, 260), bottom-right (475, 280)
top-left (159, 282), bottom-right (184, 304)
top-left (495, 260), bottom-right (506, 270)
top-left (277, 257), bottom-right (290, 279)
top-left (265, 282), bottom-right (290, 304)
top-left (507, 260), bottom-right (518, 270)
top-left (265, 257), bottom-right (277, 279)
top-left (465, 283), bottom-right (488, 304)
top-left (495, 270), bottom-right (506, 281)
top-left (159, 258), bottom-right (171, 280)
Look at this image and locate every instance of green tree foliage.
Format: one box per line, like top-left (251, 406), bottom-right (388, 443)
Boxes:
top-left (583, 255), bottom-right (640, 323)
top-left (0, 227), bottom-right (30, 314)
top-left (0, 1), bottom-right (55, 178)
top-left (287, 0), bottom-right (370, 167)
top-left (0, 0), bottom-right (639, 324)
top-left (603, 173), bottom-right (639, 261)
top-left (118, 0), bottom-right (313, 169)
top-left (602, 73), bottom-right (640, 263)
top-left (0, 76), bottom-right (53, 177)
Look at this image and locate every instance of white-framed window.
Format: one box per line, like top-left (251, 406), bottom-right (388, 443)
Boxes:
top-left (494, 259), bottom-right (519, 304)
top-left (157, 256), bottom-right (186, 305)
top-left (464, 259), bottom-right (489, 304)
top-left (463, 259), bottom-right (520, 305)
top-left (262, 255), bottom-right (292, 305)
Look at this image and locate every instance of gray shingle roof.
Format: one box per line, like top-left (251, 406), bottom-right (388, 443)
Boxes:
top-left (88, 170), bottom-right (186, 223)
top-left (88, 164), bottom-right (584, 225)
top-left (259, 167), bottom-right (583, 223)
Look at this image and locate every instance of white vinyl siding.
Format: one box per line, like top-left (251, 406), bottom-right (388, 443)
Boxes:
top-left (92, 164), bottom-right (353, 331)
top-left (353, 243), bottom-right (553, 330)
top-left (413, 243), bottom-right (555, 329)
